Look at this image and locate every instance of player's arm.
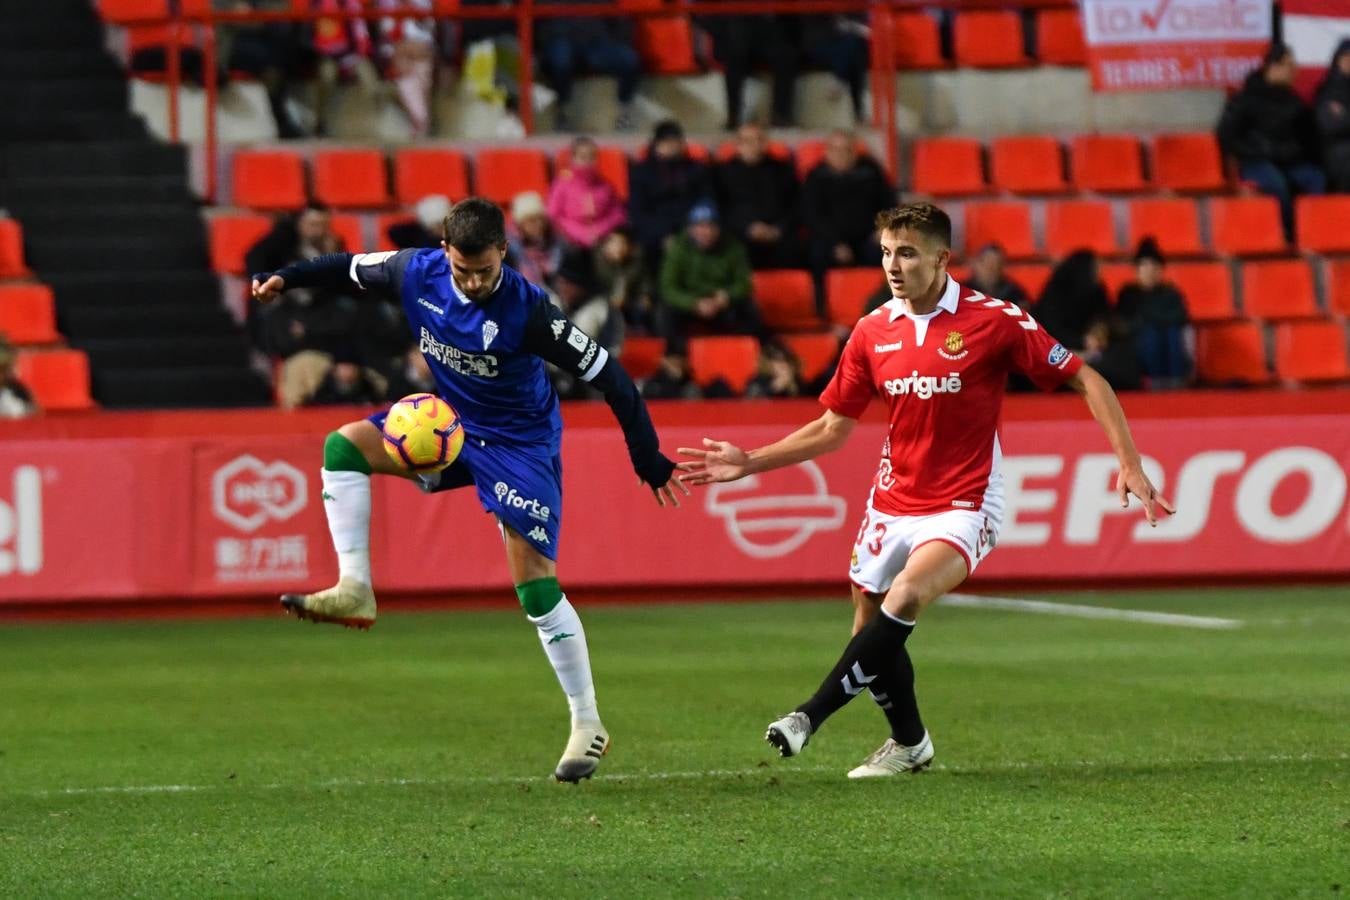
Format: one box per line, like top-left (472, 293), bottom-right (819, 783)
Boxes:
top-left (678, 410), bottom-right (856, 485)
top-left (522, 300), bottom-right (690, 508)
top-left (1065, 365), bottom-right (1175, 526)
top-left (250, 249), bottom-right (417, 302)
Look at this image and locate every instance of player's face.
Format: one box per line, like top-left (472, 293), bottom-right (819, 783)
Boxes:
top-left (880, 228), bottom-right (949, 302)
top-left (445, 243), bottom-right (506, 301)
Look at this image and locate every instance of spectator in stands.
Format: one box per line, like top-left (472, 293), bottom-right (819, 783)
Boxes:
top-left (714, 123), bottom-right (801, 270)
top-left (374, 0), bottom-right (438, 137)
top-left (594, 227), bottom-right (659, 337)
top-left (640, 355), bottom-right (701, 401)
top-left (310, 0), bottom-right (381, 137)
top-left (658, 202), bottom-right (761, 352)
top-left (548, 137), bottom-right (628, 249)
top-left (383, 343), bottom-right (437, 400)
top-left (1116, 238), bottom-right (1190, 390)
top-left (965, 243), bottom-right (1030, 308)
top-left (536, 0), bottom-right (640, 131)
top-left (245, 205), bottom-right (345, 282)
top-left (1315, 38), bottom-right (1350, 192)
top-left (308, 349), bottom-right (383, 406)
top-left (460, 0), bottom-right (524, 135)
top-left (745, 344), bottom-right (803, 399)
top-left (701, 15), bottom-right (802, 129)
top-left (507, 191), bottom-right (566, 290)
top-left (0, 337), bottom-right (36, 419)
top-left (1217, 43), bottom-right (1326, 239)
top-left (628, 120), bottom-right (714, 266)
top-left (1079, 318), bottom-right (1141, 393)
top-left (1033, 249), bottom-right (1110, 353)
top-left (802, 131), bottom-right (893, 277)
top-left (802, 14), bottom-right (870, 124)
top-left (554, 250), bottom-right (619, 352)
top-left (386, 194), bottom-right (451, 249)
top-left (222, 0), bottom-right (311, 139)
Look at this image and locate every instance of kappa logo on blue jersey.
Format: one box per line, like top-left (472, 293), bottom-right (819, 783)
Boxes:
top-left (1048, 343), bottom-right (1070, 367)
top-left (417, 297), bottom-right (445, 316)
top-left (482, 319), bottom-right (499, 349)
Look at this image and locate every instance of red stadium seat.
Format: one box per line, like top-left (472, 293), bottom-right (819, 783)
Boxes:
top-left (0, 285), bottom-right (60, 345)
top-left (208, 213), bottom-right (272, 275)
top-left (688, 336), bottom-right (760, 392)
top-left (1126, 198), bottom-right (1206, 258)
top-left (97, 0), bottom-right (166, 22)
top-left (554, 145), bottom-right (631, 200)
top-left (1036, 9), bottom-right (1087, 65)
top-left (1168, 262), bottom-right (1237, 321)
top-left (1195, 321), bottom-right (1271, 385)
top-left (963, 202), bottom-right (1037, 260)
top-left (752, 270), bottom-right (821, 332)
top-left (618, 336), bottom-right (667, 380)
top-left (1044, 200), bottom-right (1119, 258)
top-left (0, 219), bottom-right (30, 278)
top-left (795, 138), bottom-right (871, 180)
top-left (474, 147), bottom-right (550, 208)
top-left (1274, 320), bottom-right (1350, 383)
top-left (989, 136), bottom-right (1069, 195)
top-left (953, 12), bottom-right (1029, 68)
top-left (1240, 260), bottom-right (1319, 320)
top-left (232, 150), bottom-right (307, 211)
top-left (1210, 197), bottom-right (1286, 256)
top-left (393, 148), bottom-right (471, 205)
top-left (1098, 262), bottom-right (1135, 300)
top-left (825, 268), bottom-right (885, 328)
top-left (782, 333), bottom-right (842, 384)
top-left (634, 15), bottom-right (700, 75)
top-left (327, 213), bottom-right (367, 254)
top-left (16, 348), bottom-right (96, 411)
top-left (889, 12), bottom-right (946, 69)
top-left (1071, 135), bottom-right (1148, 193)
top-left (1295, 195), bottom-right (1350, 254)
top-left (312, 149), bottom-right (389, 209)
top-left (1151, 132), bottom-right (1226, 193)
top-left (911, 138), bottom-right (986, 197)
top-left (1328, 259), bottom-right (1350, 317)
top-left (1003, 263), bottom-right (1052, 302)
top-left (374, 213), bottom-right (415, 248)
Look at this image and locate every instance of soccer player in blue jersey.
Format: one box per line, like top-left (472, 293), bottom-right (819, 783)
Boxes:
top-left (251, 198), bottom-right (688, 782)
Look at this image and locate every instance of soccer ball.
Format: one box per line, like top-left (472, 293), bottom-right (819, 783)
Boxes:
top-left (381, 393), bottom-right (464, 472)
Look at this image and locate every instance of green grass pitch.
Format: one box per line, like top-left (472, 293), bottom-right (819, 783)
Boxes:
top-left (1, 586), bottom-right (1346, 898)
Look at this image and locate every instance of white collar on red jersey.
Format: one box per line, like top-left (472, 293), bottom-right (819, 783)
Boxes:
top-left (885, 276), bottom-right (961, 322)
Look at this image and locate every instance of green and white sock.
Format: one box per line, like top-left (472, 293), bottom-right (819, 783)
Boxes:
top-left (321, 431), bottom-right (372, 586)
top-left (519, 578), bottom-right (600, 727)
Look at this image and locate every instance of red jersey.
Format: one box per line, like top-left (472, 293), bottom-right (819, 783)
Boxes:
top-left (820, 277), bottom-right (1083, 516)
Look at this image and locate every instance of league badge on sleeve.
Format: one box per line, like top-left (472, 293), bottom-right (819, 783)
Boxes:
top-left (1048, 343), bottom-right (1070, 368)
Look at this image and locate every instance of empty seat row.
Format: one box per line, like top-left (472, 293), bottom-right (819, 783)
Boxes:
top-left (953, 196), bottom-right (1338, 260)
top-left (12, 348), bottom-right (95, 411)
top-left (913, 133), bottom-right (1227, 197)
top-left (0, 285), bottom-right (61, 346)
top-left (0, 219), bottom-right (31, 279)
top-left (1197, 320), bottom-right (1350, 386)
top-left (623, 333), bottom-right (842, 391)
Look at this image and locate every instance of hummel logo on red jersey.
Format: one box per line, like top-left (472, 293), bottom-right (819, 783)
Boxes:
top-left (874, 341), bottom-right (903, 353)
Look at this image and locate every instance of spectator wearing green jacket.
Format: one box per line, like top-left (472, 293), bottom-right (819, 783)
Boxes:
top-left (658, 202), bottom-right (765, 352)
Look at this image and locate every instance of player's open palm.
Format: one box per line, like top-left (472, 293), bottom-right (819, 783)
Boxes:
top-left (677, 438), bottom-right (752, 485)
top-left (1118, 465), bottom-right (1175, 527)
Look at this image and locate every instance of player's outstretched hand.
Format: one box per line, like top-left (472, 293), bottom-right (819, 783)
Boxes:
top-left (676, 438), bottom-right (751, 486)
top-left (645, 469), bottom-right (694, 508)
top-left (1117, 464), bottom-right (1175, 526)
top-left (251, 274), bottom-right (286, 303)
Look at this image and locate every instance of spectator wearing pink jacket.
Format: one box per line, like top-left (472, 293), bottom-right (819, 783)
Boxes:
top-left (547, 137), bottom-right (627, 249)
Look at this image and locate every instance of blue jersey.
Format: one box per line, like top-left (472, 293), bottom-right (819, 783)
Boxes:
top-left (351, 249), bottom-right (606, 452)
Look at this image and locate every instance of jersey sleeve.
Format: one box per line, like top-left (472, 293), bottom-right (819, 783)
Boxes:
top-left (819, 326), bottom-right (875, 418)
top-left (1004, 307), bottom-right (1083, 391)
top-left (522, 291), bottom-right (610, 381)
top-left (348, 249), bottom-right (418, 297)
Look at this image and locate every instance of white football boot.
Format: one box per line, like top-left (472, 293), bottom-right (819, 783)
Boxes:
top-left (765, 711), bottom-right (813, 757)
top-left (280, 577), bottom-right (377, 630)
top-left (554, 722), bottom-right (609, 783)
top-left (846, 731), bottom-right (935, 778)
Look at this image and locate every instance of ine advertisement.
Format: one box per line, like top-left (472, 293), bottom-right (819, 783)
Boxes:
top-left (1081, 0), bottom-right (1272, 91)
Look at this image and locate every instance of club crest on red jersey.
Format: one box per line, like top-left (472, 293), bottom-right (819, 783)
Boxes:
top-left (939, 330), bottom-right (969, 361)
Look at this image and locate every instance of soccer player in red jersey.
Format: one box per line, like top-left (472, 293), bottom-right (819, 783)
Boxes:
top-left (678, 203), bottom-right (1174, 777)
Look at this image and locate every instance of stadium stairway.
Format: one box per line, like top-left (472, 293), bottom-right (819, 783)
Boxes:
top-left (0, 0), bottom-right (270, 408)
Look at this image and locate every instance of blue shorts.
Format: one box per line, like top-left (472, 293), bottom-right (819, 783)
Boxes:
top-left (368, 410), bottom-right (562, 560)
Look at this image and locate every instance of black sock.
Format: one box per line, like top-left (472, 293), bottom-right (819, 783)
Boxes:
top-left (868, 643), bottom-right (926, 746)
top-left (796, 612), bottom-right (914, 732)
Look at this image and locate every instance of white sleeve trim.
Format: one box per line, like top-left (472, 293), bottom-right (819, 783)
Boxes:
top-left (349, 250), bottom-right (398, 289)
top-left (348, 253), bottom-right (365, 288)
top-left (579, 346), bottom-right (610, 383)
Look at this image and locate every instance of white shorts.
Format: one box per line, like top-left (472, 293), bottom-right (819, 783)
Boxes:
top-left (848, 488), bottom-right (1004, 594)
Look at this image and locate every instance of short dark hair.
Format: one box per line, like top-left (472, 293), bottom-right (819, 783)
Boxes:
top-left (442, 197), bottom-right (507, 254)
top-left (1264, 42), bottom-right (1292, 67)
top-left (875, 202), bottom-right (952, 249)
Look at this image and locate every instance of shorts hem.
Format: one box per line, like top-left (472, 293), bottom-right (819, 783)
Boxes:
top-left (912, 537), bottom-right (973, 577)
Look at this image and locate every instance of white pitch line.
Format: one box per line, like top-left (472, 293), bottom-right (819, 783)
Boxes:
top-left (15, 751), bottom-right (1347, 800)
top-left (940, 593), bottom-right (1243, 630)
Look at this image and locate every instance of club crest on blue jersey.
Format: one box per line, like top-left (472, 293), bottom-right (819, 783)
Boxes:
top-left (483, 319), bottom-right (499, 349)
